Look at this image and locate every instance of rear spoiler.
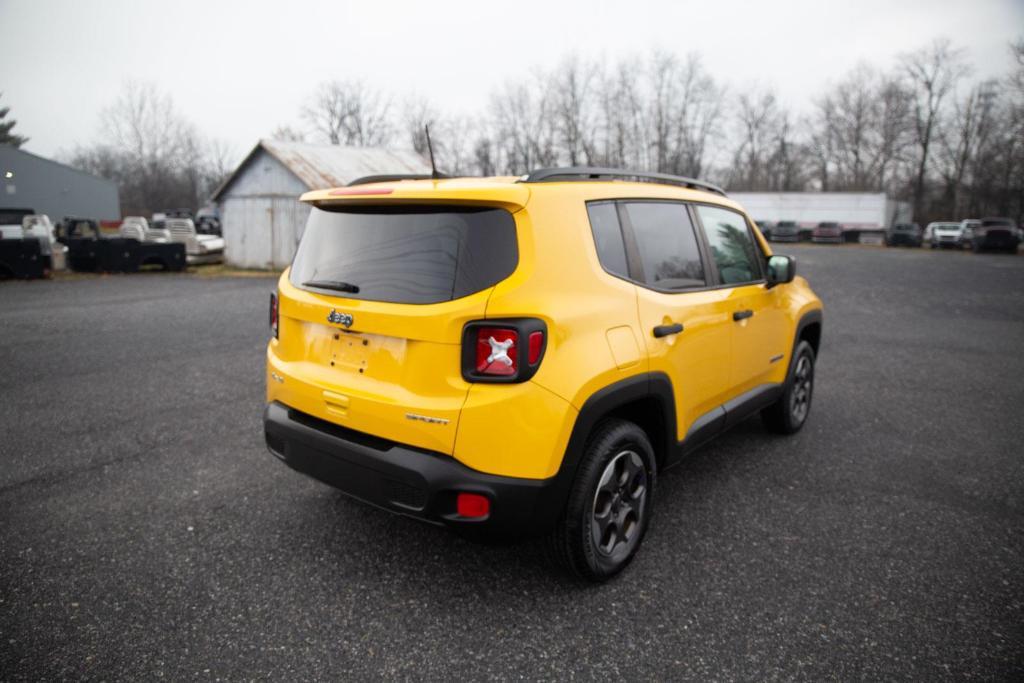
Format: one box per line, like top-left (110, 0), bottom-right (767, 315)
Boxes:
top-left (301, 178), bottom-right (530, 211)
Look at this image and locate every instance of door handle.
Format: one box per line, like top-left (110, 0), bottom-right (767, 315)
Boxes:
top-left (733, 309), bottom-right (754, 321)
top-left (652, 323), bottom-right (684, 338)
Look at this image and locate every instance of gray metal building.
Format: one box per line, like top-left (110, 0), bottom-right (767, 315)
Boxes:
top-left (0, 145), bottom-right (120, 221)
top-left (212, 140), bottom-right (430, 269)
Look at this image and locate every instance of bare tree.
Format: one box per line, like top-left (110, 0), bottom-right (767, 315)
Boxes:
top-left (551, 55), bottom-right (598, 166)
top-left (901, 38), bottom-right (969, 216)
top-left (269, 125), bottom-right (306, 142)
top-left (400, 97), bottom-right (479, 174)
top-left (1009, 37), bottom-right (1024, 100)
top-left (594, 58), bottom-right (646, 169)
top-left (938, 81), bottom-right (998, 216)
top-left (302, 80), bottom-right (393, 146)
top-left (489, 74), bottom-right (557, 173)
top-left (473, 136), bottom-right (496, 176)
top-left (669, 54), bottom-right (725, 178)
top-left (69, 81), bottom-right (232, 215)
top-left (100, 81), bottom-right (187, 164)
top-left (402, 96), bottom-right (435, 156)
top-left (809, 66), bottom-right (913, 192)
top-left (728, 89), bottom-right (781, 190)
top-left (873, 75), bottom-right (914, 191)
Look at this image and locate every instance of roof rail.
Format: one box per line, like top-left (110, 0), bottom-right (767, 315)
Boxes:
top-left (348, 173), bottom-right (448, 186)
top-left (520, 167), bottom-right (726, 196)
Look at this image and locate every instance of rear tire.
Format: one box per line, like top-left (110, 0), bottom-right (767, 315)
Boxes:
top-left (549, 419), bottom-right (656, 582)
top-left (762, 340), bottom-right (816, 435)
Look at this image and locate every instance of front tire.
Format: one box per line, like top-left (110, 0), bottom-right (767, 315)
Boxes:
top-left (549, 419), bottom-right (656, 582)
top-left (762, 340), bottom-right (816, 434)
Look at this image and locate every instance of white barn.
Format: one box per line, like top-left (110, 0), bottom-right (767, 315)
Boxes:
top-left (212, 140), bottom-right (430, 268)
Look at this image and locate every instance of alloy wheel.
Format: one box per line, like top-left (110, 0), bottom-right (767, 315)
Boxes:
top-left (790, 354), bottom-right (813, 425)
top-left (591, 450), bottom-right (647, 559)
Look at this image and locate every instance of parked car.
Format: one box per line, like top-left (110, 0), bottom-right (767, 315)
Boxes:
top-left (927, 221), bottom-right (965, 249)
top-left (886, 223), bottom-right (923, 247)
top-left (770, 220), bottom-right (801, 242)
top-left (263, 167), bottom-right (824, 581)
top-left (811, 221), bottom-right (843, 244)
top-left (195, 205), bottom-right (222, 235)
top-left (968, 217), bottom-right (1020, 253)
top-left (58, 217), bottom-right (186, 272)
top-left (165, 218), bottom-right (225, 264)
top-left (754, 220), bottom-right (773, 240)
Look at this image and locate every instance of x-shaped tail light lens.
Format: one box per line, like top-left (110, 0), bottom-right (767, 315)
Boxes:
top-left (463, 319), bottom-right (547, 383)
top-left (475, 327), bottom-right (518, 376)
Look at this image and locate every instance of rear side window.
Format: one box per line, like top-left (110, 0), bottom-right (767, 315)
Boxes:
top-left (290, 205), bottom-right (517, 304)
top-left (586, 202), bottom-right (629, 278)
top-left (695, 205), bottom-right (763, 285)
top-left (624, 202), bottom-right (705, 290)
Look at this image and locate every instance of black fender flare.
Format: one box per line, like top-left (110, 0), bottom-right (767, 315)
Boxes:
top-left (788, 309), bottom-right (823, 377)
top-left (530, 372), bottom-right (677, 530)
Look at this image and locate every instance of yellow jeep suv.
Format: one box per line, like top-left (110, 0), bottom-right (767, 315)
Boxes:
top-left (264, 167), bottom-right (823, 581)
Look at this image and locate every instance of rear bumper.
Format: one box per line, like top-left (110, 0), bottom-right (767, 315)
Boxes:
top-left (811, 235), bottom-right (843, 243)
top-left (263, 401), bottom-right (562, 540)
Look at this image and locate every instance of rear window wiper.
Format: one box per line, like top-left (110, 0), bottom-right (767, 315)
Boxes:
top-left (303, 279), bottom-right (360, 294)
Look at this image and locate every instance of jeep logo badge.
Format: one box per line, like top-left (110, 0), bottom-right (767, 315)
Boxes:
top-left (327, 309), bottom-right (354, 328)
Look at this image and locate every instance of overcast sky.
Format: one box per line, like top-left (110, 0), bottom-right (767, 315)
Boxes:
top-left (2, 0), bottom-right (1022, 164)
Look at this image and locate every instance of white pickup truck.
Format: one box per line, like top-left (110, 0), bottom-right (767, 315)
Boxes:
top-left (119, 216), bottom-right (225, 264)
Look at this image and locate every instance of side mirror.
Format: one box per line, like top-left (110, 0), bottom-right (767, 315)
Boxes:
top-left (766, 255), bottom-right (796, 288)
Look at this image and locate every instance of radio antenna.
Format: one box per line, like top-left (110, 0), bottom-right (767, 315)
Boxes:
top-left (425, 125), bottom-right (441, 180)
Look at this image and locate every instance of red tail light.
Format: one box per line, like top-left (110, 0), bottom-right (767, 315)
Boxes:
top-left (475, 327), bottom-right (518, 376)
top-left (462, 319), bottom-right (546, 383)
top-left (269, 292), bottom-right (279, 338)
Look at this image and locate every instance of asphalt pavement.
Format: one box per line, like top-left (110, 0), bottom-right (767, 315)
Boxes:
top-left (1, 246), bottom-right (1022, 680)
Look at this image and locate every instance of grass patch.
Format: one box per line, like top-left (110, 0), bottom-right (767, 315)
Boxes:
top-left (190, 263), bottom-right (283, 278)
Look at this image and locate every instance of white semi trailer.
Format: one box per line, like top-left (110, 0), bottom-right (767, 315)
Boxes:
top-left (731, 192), bottom-right (913, 243)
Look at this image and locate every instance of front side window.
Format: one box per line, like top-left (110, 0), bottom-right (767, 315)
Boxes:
top-left (623, 202), bottom-right (705, 290)
top-left (695, 205), bottom-right (763, 285)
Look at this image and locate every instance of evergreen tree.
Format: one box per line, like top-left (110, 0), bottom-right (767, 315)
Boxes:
top-left (0, 93), bottom-right (29, 148)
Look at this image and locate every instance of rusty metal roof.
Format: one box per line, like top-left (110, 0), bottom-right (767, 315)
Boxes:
top-left (212, 140), bottom-right (430, 200)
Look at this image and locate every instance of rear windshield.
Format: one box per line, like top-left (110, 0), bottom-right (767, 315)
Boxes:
top-left (290, 205), bottom-right (518, 304)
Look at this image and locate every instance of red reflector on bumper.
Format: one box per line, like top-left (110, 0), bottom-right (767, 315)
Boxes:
top-left (456, 492), bottom-right (490, 518)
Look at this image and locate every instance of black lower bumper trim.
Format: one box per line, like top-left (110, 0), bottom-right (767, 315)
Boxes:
top-left (263, 402), bottom-right (563, 540)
